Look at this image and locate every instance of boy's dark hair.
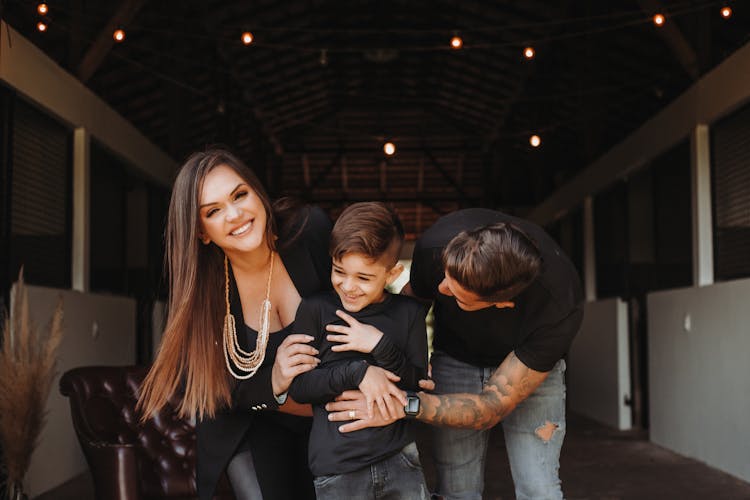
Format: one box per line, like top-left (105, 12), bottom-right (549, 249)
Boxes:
top-left (330, 202), bottom-right (404, 268)
top-left (442, 222), bottom-right (541, 302)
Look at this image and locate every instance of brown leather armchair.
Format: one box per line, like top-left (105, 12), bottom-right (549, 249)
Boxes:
top-left (59, 365), bottom-right (232, 500)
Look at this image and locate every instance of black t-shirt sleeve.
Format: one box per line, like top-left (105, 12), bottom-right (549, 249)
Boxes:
top-left (410, 243), bottom-right (442, 299)
top-left (514, 305), bottom-right (583, 372)
top-left (288, 297), bottom-right (369, 404)
top-left (369, 308), bottom-right (428, 390)
top-left (288, 360), bottom-right (369, 404)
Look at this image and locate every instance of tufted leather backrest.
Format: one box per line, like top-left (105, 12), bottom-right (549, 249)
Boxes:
top-left (60, 365), bottom-right (199, 499)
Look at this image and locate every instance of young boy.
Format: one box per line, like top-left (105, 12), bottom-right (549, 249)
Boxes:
top-left (288, 202), bottom-right (429, 499)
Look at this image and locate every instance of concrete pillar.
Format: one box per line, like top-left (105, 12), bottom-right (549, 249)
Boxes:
top-left (583, 196), bottom-right (597, 301)
top-left (72, 127), bottom-right (90, 292)
top-left (690, 124), bottom-right (714, 286)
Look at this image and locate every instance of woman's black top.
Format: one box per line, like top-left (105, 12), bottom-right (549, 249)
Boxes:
top-left (196, 206), bottom-right (332, 500)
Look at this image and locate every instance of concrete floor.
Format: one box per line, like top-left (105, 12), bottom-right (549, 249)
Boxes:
top-left (38, 412), bottom-right (750, 500)
top-left (415, 413), bottom-right (750, 500)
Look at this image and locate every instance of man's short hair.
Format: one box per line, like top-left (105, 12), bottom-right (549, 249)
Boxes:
top-left (330, 202), bottom-right (404, 268)
top-left (442, 222), bottom-right (541, 302)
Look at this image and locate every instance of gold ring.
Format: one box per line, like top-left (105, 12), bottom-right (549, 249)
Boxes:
top-left (348, 410), bottom-right (356, 419)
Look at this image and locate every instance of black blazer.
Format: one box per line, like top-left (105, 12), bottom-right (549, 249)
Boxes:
top-left (196, 206), bottom-right (332, 500)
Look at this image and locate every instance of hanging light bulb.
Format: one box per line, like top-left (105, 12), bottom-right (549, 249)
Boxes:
top-left (523, 46), bottom-right (535, 59)
top-left (37, 3), bottom-right (48, 15)
top-left (653, 14), bottom-right (665, 26)
top-left (241, 31), bottom-right (254, 45)
top-left (529, 135), bottom-right (541, 148)
top-left (384, 142), bottom-right (396, 156)
top-left (319, 49), bottom-right (328, 66)
top-left (37, 21), bottom-right (47, 32)
top-left (721, 6), bottom-right (732, 19)
top-left (113, 29), bottom-right (126, 42)
top-left (450, 35), bottom-right (463, 50)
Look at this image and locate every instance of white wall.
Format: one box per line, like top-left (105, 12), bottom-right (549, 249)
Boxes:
top-left (19, 285), bottom-right (136, 497)
top-left (567, 298), bottom-right (632, 430)
top-left (648, 278), bottom-right (750, 483)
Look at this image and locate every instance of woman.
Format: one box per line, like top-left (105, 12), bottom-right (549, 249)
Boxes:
top-left (137, 149), bottom-right (331, 499)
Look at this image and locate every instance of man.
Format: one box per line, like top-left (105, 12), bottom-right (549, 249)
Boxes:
top-left (327, 208), bottom-right (583, 500)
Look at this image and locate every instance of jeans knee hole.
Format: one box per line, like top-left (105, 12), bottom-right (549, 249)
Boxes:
top-left (534, 421), bottom-right (560, 443)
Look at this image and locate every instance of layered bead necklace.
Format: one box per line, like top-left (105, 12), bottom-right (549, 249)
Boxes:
top-left (222, 252), bottom-right (275, 380)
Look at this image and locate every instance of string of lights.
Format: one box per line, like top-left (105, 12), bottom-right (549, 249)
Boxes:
top-left (10, 0), bottom-right (739, 155)
top-left (22, 0), bottom-right (734, 52)
top-left (23, 7), bottom-right (675, 108)
top-left (22, 0), bottom-right (731, 36)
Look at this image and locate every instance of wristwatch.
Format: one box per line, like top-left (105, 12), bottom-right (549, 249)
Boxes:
top-left (404, 391), bottom-right (421, 419)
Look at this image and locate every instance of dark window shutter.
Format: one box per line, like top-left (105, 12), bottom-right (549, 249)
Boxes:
top-left (712, 104), bottom-right (750, 281)
top-left (10, 99), bottom-right (70, 287)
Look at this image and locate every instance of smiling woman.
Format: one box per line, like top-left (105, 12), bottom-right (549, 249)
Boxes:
top-left (136, 148), bottom-right (333, 500)
top-left (198, 166), bottom-right (269, 255)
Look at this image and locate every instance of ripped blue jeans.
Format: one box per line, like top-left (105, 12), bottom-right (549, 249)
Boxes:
top-left (430, 351), bottom-right (566, 500)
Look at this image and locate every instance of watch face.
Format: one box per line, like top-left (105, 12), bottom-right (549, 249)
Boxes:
top-left (405, 395), bottom-right (420, 415)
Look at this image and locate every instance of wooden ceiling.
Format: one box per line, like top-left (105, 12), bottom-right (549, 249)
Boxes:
top-left (3, 0), bottom-right (749, 236)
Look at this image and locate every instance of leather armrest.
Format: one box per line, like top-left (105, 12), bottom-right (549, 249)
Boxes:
top-left (82, 442), bottom-right (140, 500)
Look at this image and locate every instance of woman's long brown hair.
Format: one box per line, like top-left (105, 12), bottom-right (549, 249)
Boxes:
top-left (137, 149), bottom-right (277, 421)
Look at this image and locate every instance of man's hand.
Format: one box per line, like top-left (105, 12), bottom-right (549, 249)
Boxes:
top-left (325, 390), bottom-right (404, 432)
top-left (326, 310), bottom-right (384, 354)
top-left (358, 365), bottom-right (406, 418)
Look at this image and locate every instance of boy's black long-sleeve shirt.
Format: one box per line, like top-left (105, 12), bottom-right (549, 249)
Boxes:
top-left (288, 290), bottom-right (428, 476)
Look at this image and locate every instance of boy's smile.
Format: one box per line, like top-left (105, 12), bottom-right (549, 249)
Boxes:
top-left (331, 253), bottom-right (403, 313)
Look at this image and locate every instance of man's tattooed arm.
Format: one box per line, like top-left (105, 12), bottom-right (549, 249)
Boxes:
top-left (417, 351), bottom-right (549, 430)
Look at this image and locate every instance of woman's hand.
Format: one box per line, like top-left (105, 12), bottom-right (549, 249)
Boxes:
top-left (325, 390), bottom-right (404, 433)
top-left (271, 334), bottom-right (320, 396)
top-left (326, 310), bottom-right (384, 353)
top-left (358, 365), bottom-right (406, 419)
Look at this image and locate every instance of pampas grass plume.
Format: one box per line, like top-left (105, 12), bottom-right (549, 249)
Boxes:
top-left (0, 270), bottom-right (63, 497)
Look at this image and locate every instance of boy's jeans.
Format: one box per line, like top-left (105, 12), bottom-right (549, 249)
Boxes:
top-left (313, 441), bottom-right (430, 499)
top-left (430, 351), bottom-right (566, 500)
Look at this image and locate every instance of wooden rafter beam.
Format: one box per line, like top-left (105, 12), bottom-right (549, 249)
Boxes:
top-left (291, 193), bottom-right (480, 204)
top-left (239, 88), bottom-right (285, 157)
top-left (423, 148), bottom-right (471, 203)
top-left (77, 0), bottom-right (147, 83)
top-left (637, 0), bottom-right (700, 79)
top-left (305, 150), bottom-right (343, 198)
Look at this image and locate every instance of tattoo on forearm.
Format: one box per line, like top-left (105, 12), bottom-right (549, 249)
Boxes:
top-left (419, 352), bottom-right (543, 430)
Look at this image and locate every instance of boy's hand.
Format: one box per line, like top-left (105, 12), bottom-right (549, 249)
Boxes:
top-left (326, 310), bottom-right (384, 353)
top-left (358, 365), bottom-right (406, 419)
top-left (419, 362), bottom-right (435, 392)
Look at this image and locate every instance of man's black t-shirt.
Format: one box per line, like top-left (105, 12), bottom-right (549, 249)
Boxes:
top-left (410, 208), bottom-right (583, 371)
